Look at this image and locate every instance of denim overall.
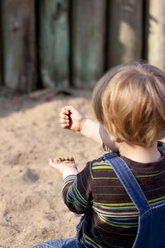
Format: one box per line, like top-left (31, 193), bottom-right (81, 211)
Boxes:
top-left (101, 147), bottom-right (165, 248)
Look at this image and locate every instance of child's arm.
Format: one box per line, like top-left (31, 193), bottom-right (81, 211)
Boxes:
top-left (49, 157), bottom-right (92, 214)
top-left (59, 106), bottom-right (118, 152)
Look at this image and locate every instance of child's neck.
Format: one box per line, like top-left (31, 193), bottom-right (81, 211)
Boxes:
top-left (118, 142), bottom-right (161, 163)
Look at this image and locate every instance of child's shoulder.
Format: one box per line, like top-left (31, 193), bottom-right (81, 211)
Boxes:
top-left (88, 154), bottom-right (117, 179)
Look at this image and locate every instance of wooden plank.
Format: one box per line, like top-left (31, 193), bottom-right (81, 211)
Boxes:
top-left (39, 0), bottom-right (69, 88)
top-left (108, 0), bottom-right (143, 67)
top-left (146, 0), bottom-right (165, 71)
top-left (71, 0), bottom-right (106, 88)
top-left (2, 0), bottom-right (37, 92)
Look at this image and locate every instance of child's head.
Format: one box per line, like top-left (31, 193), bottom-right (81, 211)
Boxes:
top-left (92, 62), bottom-right (165, 147)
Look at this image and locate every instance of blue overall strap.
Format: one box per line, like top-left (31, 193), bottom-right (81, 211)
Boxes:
top-left (101, 153), bottom-right (150, 215)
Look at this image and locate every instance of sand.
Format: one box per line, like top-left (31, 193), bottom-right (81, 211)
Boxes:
top-left (0, 88), bottom-right (103, 248)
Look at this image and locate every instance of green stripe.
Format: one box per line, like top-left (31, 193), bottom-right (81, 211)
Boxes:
top-left (99, 215), bottom-right (138, 228)
top-left (103, 216), bottom-right (138, 226)
top-left (93, 207), bottom-right (137, 216)
top-left (66, 183), bottom-right (89, 208)
top-left (95, 205), bottom-right (136, 210)
top-left (93, 195), bottom-right (165, 207)
top-left (90, 162), bottom-right (118, 179)
top-left (148, 195), bottom-right (165, 203)
top-left (93, 176), bottom-right (118, 179)
top-left (83, 233), bottom-right (102, 248)
top-left (90, 163), bottom-right (116, 179)
top-left (92, 166), bottom-right (112, 170)
top-left (92, 158), bottom-right (165, 178)
top-left (136, 169), bottom-right (165, 178)
top-left (92, 161), bottom-right (109, 166)
top-left (94, 201), bottom-right (135, 207)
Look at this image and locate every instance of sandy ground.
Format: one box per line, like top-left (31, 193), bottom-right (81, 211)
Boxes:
top-left (0, 88), bottom-right (103, 248)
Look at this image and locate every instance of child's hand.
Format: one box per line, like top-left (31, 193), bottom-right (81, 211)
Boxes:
top-left (49, 157), bottom-right (78, 179)
top-left (59, 106), bottom-right (86, 132)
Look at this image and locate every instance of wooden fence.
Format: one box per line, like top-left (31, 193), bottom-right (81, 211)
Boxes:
top-left (0, 0), bottom-right (165, 92)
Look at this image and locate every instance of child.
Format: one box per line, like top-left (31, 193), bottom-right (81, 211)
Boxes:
top-left (33, 62), bottom-right (165, 248)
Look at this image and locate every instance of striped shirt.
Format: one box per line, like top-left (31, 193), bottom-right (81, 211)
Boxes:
top-left (62, 143), bottom-right (165, 248)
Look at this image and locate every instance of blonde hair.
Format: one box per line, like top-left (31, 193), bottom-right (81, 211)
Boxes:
top-left (92, 62), bottom-right (165, 147)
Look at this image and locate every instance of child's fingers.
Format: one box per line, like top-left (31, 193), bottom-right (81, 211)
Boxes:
top-left (59, 112), bottom-right (71, 128)
top-left (61, 107), bottom-right (68, 114)
top-left (60, 112), bottom-right (69, 119)
top-left (56, 157), bottom-right (64, 161)
top-left (59, 116), bottom-right (70, 124)
top-left (57, 157), bottom-right (74, 162)
top-left (60, 123), bottom-right (68, 128)
top-left (65, 156), bottom-right (74, 161)
top-left (49, 157), bottom-right (74, 164)
top-left (62, 106), bottom-right (78, 118)
top-left (59, 117), bottom-right (70, 125)
top-left (48, 158), bottom-right (63, 168)
top-left (48, 158), bottom-right (56, 168)
top-left (59, 113), bottom-right (69, 122)
top-left (61, 106), bottom-right (71, 115)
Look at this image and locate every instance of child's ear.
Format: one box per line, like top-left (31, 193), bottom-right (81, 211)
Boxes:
top-left (115, 137), bottom-right (123, 143)
top-left (111, 135), bottom-right (123, 143)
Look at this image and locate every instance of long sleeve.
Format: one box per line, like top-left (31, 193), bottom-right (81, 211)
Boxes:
top-left (62, 163), bottom-right (93, 214)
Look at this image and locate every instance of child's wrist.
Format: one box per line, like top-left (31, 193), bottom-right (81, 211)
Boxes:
top-left (62, 167), bottom-right (78, 179)
top-left (80, 118), bottom-right (88, 134)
